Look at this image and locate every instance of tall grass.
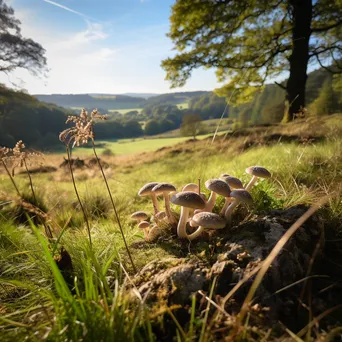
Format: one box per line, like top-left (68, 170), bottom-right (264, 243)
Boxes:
top-left (1, 115), bottom-right (341, 340)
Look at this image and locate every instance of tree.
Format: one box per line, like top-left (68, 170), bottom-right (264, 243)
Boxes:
top-left (180, 114), bottom-right (203, 139)
top-left (0, 0), bottom-right (46, 75)
top-left (162, 0), bottom-right (342, 122)
top-left (309, 79), bottom-right (337, 116)
top-left (144, 119), bottom-right (160, 136)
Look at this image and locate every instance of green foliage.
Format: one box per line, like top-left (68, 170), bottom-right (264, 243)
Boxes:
top-left (0, 85), bottom-right (68, 148)
top-left (309, 78), bottom-right (339, 116)
top-left (162, 0), bottom-right (342, 120)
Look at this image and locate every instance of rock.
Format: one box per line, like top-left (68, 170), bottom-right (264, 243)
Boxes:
top-left (127, 258), bottom-right (210, 306)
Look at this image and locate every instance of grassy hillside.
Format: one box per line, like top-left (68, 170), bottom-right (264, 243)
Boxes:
top-left (1, 115), bottom-right (341, 340)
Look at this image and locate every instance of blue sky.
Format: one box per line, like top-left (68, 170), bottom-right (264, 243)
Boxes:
top-left (0, 0), bottom-right (221, 94)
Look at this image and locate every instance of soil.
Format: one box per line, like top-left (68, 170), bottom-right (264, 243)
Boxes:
top-left (126, 205), bottom-right (342, 339)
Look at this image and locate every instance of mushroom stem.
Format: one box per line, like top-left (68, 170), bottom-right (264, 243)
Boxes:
top-left (224, 199), bottom-right (241, 222)
top-left (187, 225), bottom-right (204, 240)
top-left (177, 207), bottom-right (203, 240)
top-left (205, 192), bottom-right (217, 212)
top-left (142, 228), bottom-right (149, 240)
top-left (220, 197), bottom-right (232, 215)
top-left (151, 193), bottom-right (159, 215)
top-left (245, 175), bottom-right (258, 191)
top-left (164, 194), bottom-right (177, 224)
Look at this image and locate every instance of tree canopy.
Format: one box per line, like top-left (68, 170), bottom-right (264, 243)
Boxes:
top-left (0, 0), bottom-right (46, 75)
top-left (162, 0), bottom-right (342, 121)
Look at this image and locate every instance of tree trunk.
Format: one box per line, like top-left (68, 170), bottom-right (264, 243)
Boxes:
top-left (283, 0), bottom-right (312, 122)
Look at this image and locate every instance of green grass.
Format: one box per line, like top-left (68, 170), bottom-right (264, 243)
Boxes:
top-left (176, 102), bottom-right (189, 109)
top-left (1, 114), bottom-right (341, 341)
top-left (71, 132), bottom-right (223, 157)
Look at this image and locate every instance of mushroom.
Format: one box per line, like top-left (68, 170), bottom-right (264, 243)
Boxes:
top-left (170, 191), bottom-right (206, 240)
top-left (224, 189), bottom-right (253, 223)
top-left (245, 166), bottom-right (271, 191)
top-left (138, 220), bottom-right (150, 239)
top-left (152, 182), bottom-right (177, 224)
top-left (155, 211), bottom-right (167, 221)
top-left (191, 212), bottom-right (226, 233)
top-left (131, 211), bottom-right (148, 223)
top-left (220, 174), bottom-right (244, 189)
top-left (219, 175), bottom-right (244, 214)
top-left (138, 182), bottom-right (160, 215)
top-left (204, 179), bottom-right (231, 212)
top-left (146, 224), bottom-right (162, 242)
top-left (182, 183), bottom-right (199, 192)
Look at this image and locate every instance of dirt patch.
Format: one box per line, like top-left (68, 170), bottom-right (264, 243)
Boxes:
top-left (126, 205), bottom-right (342, 337)
top-left (59, 157), bottom-right (86, 170)
top-left (18, 166), bottom-right (57, 174)
top-left (86, 157), bottom-right (110, 169)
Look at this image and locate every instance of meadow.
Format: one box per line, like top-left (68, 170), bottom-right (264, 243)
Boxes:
top-left (0, 114), bottom-right (341, 341)
top-left (70, 132), bottom-right (226, 157)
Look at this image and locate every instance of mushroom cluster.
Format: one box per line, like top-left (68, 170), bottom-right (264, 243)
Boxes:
top-left (131, 166), bottom-right (271, 242)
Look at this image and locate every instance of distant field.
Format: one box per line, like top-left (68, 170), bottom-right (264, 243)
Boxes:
top-left (176, 102), bottom-right (189, 109)
top-left (71, 132), bottom-right (225, 157)
top-left (108, 108), bottom-right (143, 114)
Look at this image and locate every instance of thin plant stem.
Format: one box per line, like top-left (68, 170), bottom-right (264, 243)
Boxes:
top-left (91, 140), bottom-right (137, 273)
top-left (65, 145), bottom-right (92, 248)
top-left (1, 160), bottom-right (21, 196)
top-left (23, 159), bottom-right (53, 239)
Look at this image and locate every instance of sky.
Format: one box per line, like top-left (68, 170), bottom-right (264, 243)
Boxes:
top-left (0, 0), bottom-right (221, 95)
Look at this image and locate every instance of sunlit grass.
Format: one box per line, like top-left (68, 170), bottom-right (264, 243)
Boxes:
top-left (1, 114), bottom-right (341, 340)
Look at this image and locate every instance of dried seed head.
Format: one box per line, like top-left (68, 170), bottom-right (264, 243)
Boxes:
top-left (2, 141), bottom-right (44, 176)
top-left (59, 108), bottom-right (107, 147)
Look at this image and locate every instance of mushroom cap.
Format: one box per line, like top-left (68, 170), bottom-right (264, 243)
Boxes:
top-left (171, 191), bottom-right (206, 209)
top-left (152, 182), bottom-right (176, 194)
top-left (220, 173), bottom-right (230, 178)
top-left (205, 179), bottom-right (231, 197)
top-left (182, 183), bottom-right (199, 192)
top-left (138, 221), bottom-right (150, 229)
top-left (245, 166), bottom-right (271, 178)
top-left (230, 189), bottom-right (253, 205)
top-left (220, 175), bottom-right (244, 189)
top-left (138, 182), bottom-right (159, 196)
top-left (192, 212), bottom-right (226, 229)
top-left (131, 211), bottom-right (148, 221)
top-left (155, 211), bottom-right (166, 220)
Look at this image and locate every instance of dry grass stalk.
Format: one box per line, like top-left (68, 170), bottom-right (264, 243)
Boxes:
top-left (59, 109), bottom-right (136, 272)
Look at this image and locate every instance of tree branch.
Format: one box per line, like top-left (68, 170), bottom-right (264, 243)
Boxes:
top-left (275, 81), bottom-right (287, 90)
top-left (311, 20), bottom-right (342, 33)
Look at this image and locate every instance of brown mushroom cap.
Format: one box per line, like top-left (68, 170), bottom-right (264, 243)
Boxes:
top-left (171, 191), bottom-right (206, 209)
top-left (230, 189), bottom-right (253, 205)
top-left (182, 183), bottom-right (199, 192)
top-left (131, 211), bottom-right (148, 221)
top-left (138, 221), bottom-right (150, 229)
top-left (205, 179), bottom-right (231, 197)
top-left (152, 182), bottom-right (176, 194)
top-left (155, 211), bottom-right (166, 220)
top-left (220, 175), bottom-right (244, 189)
top-left (220, 173), bottom-right (230, 178)
top-left (245, 166), bottom-right (271, 178)
top-left (192, 212), bottom-right (226, 229)
top-left (138, 182), bottom-right (159, 196)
